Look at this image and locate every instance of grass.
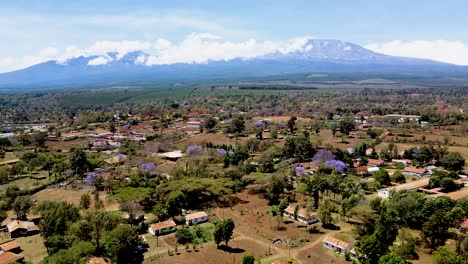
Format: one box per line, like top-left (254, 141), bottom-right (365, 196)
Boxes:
top-left (0, 152), bottom-right (17, 162)
top-left (0, 173), bottom-right (50, 194)
top-left (16, 234), bottom-right (48, 264)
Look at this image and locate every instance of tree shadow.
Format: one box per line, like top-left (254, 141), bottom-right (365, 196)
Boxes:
top-left (217, 245), bottom-right (245, 253)
top-left (322, 223), bottom-right (341, 230)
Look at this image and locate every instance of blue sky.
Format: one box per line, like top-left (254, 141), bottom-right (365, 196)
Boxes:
top-left (1, 0), bottom-right (468, 72)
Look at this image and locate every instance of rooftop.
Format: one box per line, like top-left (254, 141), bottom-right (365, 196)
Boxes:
top-left (7, 220), bottom-right (39, 233)
top-left (0, 252), bottom-right (23, 264)
top-left (403, 167), bottom-right (426, 174)
top-left (0, 240), bottom-right (20, 252)
top-left (323, 236), bottom-right (350, 249)
top-left (185, 211), bottom-right (208, 221)
top-left (383, 178), bottom-right (430, 193)
top-left (150, 220), bottom-right (176, 231)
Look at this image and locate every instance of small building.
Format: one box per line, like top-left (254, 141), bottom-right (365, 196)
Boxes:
top-left (377, 178), bottom-right (430, 198)
top-left (284, 205), bottom-right (319, 225)
top-left (185, 211), bottom-right (208, 225)
top-left (356, 166), bottom-right (369, 176)
top-left (0, 251), bottom-right (24, 264)
top-left (148, 220), bottom-right (177, 236)
top-left (0, 240), bottom-right (21, 253)
top-left (7, 220), bottom-right (39, 238)
top-left (365, 148), bottom-right (374, 156)
top-left (186, 120), bottom-right (205, 130)
top-left (392, 159), bottom-right (412, 167)
top-left (368, 159), bottom-right (384, 167)
top-left (368, 167), bottom-right (380, 174)
top-left (322, 236), bottom-right (352, 254)
top-left (402, 167), bottom-right (427, 177)
top-left (157, 150), bottom-right (184, 161)
top-left (429, 188), bottom-right (468, 201)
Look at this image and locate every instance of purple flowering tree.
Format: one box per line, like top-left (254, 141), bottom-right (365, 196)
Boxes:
top-left (313, 149), bottom-right (334, 166)
top-left (85, 172), bottom-right (96, 186)
top-left (187, 145), bottom-right (203, 155)
top-left (254, 120), bottom-right (266, 129)
top-left (295, 166), bottom-right (307, 175)
top-left (216, 148), bottom-right (227, 155)
top-left (140, 162), bottom-right (156, 174)
top-left (324, 160), bottom-right (347, 173)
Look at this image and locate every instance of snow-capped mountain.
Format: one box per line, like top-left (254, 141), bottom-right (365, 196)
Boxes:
top-left (0, 39), bottom-right (465, 89)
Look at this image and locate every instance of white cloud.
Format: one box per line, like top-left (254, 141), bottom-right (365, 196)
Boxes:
top-left (154, 38), bottom-right (172, 50)
top-left (88, 56), bottom-right (110, 66)
top-left (365, 40), bottom-right (468, 65)
top-left (7, 35), bottom-right (468, 73)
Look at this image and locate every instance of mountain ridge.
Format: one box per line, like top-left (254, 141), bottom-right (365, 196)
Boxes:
top-left (0, 39), bottom-right (466, 90)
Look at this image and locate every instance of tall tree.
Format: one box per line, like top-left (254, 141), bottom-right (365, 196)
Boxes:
top-left (69, 148), bottom-right (89, 176)
top-left (12, 195), bottom-right (33, 220)
top-left (103, 225), bottom-right (143, 264)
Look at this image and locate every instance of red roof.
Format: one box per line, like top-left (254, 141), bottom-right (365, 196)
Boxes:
top-left (368, 159), bottom-right (384, 165)
top-left (150, 220), bottom-right (176, 231)
top-left (0, 252), bottom-right (24, 264)
top-left (0, 240), bottom-right (20, 252)
top-left (403, 167), bottom-right (426, 174)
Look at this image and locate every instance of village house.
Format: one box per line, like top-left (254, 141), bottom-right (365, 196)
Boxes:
top-left (0, 239), bottom-right (21, 254)
top-left (186, 119), bottom-right (205, 130)
top-left (402, 167), bottom-right (428, 177)
top-left (322, 236), bottom-right (355, 257)
top-left (148, 220), bottom-right (177, 236)
top-left (284, 205), bottom-right (319, 225)
top-left (429, 188), bottom-right (468, 201)
top-left (0, 251), bottom-right (24, 264)
top-left (368, 159), bottom-right (384, 167)
top-left (377, 178), bottom-right (430, 198)
top-left (157, 150), bottom-right (184, 161)
top-left (7, 220), bottom-right (39, 238)
top-left (185, 211), bottom-right (209, 225)
top-left (392, 159), bottom-right (412, 167)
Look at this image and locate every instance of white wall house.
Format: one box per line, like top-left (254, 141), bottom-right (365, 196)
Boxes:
top-left (284, 205), bottom-right (319, 225)
top-left (185, 211), bottom-right (208, 225)
top-left (148, 220), bottom-right (176, 236)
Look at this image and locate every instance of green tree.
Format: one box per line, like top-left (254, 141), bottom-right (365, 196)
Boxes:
top-left (213, 218), bottom-right (235, 248)
top-left (80, 193), bottom-right (91, 209)
top-left (378, 253), bottom-right (406, 264)
top-left (12, 195), bottom-right (33, 220)
top-left (103, 225), bottom-right (143, 264)
top-left (69, 148), bottom-right (89, 176)
top-left (432, 246), bottom-right (464, 264)
top-left (266, 175), bottom-right (285, 204)
top-left (287, 116), bottom-right (297, 134)
top-left (440, 152), bottom-right (465, 171)
top-left (392, 228), bottom-right (416, 260)
top-left (318, 197), bottom-right (335, 227)
top-left (373, 168), bottom-right (391, 187)
top-left (84, 210), bottom-right (121, 253)
top-left (242, 254), bottom-right (255, 264)
top-left (175, 226), bottom-right (193, 244)
top-left (339, 118), bottom-right (355, 136)
top-left (391, 171), bottom-right (406, 184)
top-left (204, 116), bottom-right (217, 131)
top-left (422, 211), bottom-right (451, 249)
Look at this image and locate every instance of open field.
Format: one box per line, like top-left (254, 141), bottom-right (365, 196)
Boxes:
top-left (32, 188), bottom-right (119, 211)
top-left (16, 234), bottom-right (48, 264)
top-left (0, 174), bottom-right (49, 193)
top-left (146, 237), bottom-right (274, 264)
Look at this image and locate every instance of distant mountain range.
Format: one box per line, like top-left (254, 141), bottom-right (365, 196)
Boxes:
top-left (0, 39), bottom-right (467, 90)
